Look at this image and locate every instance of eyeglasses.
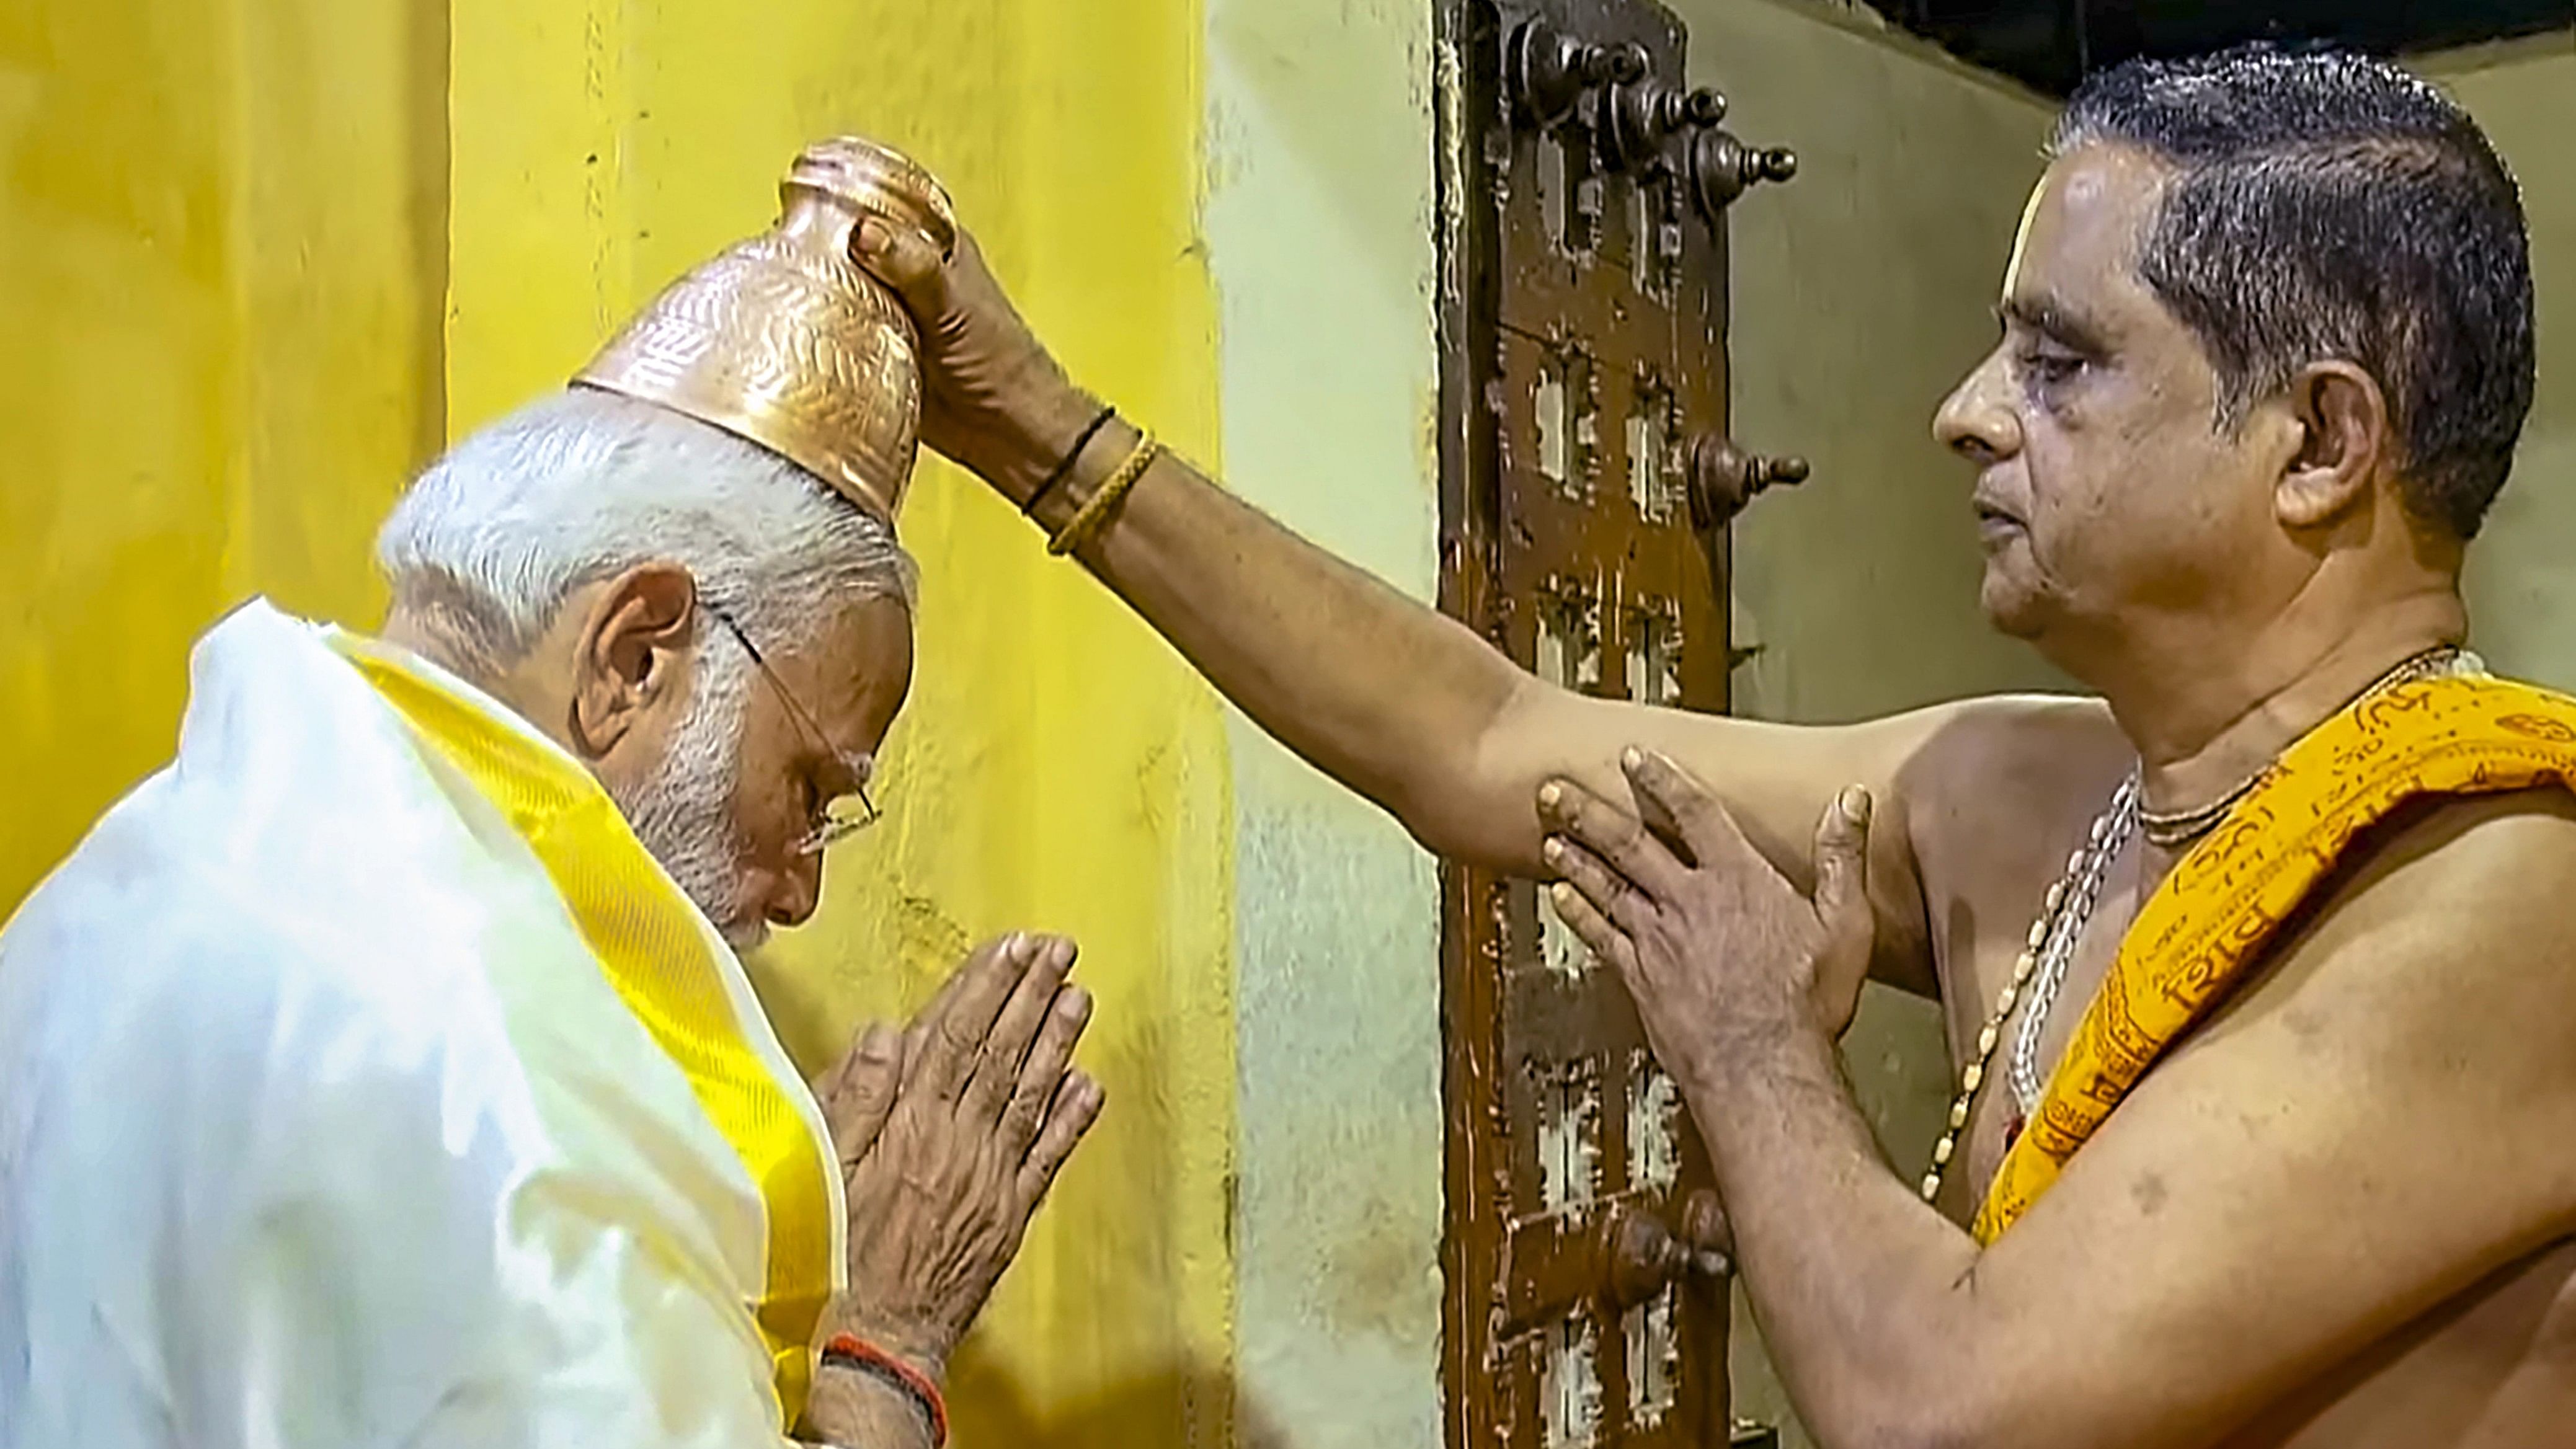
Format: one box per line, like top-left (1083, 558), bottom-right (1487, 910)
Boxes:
top-left (702, 601), bottom-right (881, 856)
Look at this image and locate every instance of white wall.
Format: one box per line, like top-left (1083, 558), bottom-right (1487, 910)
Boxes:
top-left (1204, 2), bottom-right (1447, 1445)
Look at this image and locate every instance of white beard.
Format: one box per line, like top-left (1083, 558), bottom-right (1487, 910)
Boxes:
top-left (608, 644), bottom-right (766, 953)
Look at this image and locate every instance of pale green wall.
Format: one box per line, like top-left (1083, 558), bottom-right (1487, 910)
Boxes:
top-left (1676, 0), bottom-right (2063, 1168)
top-left (1693, 2), bottom-right (2069, 727)
top-left (1663, 2), bottom-right (2059, 1442)
top-left (1205, 1), bottom-right (1446, 1445)
top-left (1202, 2), bottom-right (2060, 1444)
top-left (2427, 34), bottom-right (2576, 691)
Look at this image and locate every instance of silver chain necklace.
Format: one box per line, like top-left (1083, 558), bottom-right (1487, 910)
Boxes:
top-left (1918, 774), bottom-right (2136, 1202)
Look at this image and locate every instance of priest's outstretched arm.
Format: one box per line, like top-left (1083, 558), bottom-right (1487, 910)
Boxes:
top-left (853, 219), bottom-right (2116, 998)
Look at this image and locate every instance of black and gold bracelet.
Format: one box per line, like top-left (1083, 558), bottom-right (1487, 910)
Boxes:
top-left (1022, 404), bottom-right (1119, 518)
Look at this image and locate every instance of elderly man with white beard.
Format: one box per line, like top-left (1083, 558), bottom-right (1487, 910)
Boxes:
top-left (0, 141), bottom-right (1093, 1449)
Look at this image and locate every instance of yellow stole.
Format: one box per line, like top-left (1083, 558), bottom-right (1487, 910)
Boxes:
top-left (1976, 672), bottom-right (2576, 1244)
top-left (340, 642), bottom-right (836, 1426)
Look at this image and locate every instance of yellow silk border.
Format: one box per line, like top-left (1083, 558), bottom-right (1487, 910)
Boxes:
top-left (1977, 674), bottom-right (2576, 1243)
top-left (345, 646), bottom-right (835, 1426)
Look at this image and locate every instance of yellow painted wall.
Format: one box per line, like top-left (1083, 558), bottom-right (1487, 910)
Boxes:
top-left (9, 0), bottom-right (1236, 1441)
top-left (0, 0), bottom-right (446, 911)
top-left (444, 2), bottom-right (1239, 1443)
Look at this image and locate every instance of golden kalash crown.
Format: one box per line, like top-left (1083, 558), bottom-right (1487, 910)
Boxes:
top-left (574, 136), bottom-right (957, 525)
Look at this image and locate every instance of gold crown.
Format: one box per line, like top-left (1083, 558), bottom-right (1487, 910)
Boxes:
top-left (574, 136), bottom-right (957, 525)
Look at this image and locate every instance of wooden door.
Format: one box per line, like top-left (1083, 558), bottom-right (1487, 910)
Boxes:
top-left (1431, 3), bottom-right (1801, 1444)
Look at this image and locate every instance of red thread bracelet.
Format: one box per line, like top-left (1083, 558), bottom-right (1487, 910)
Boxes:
top-left (820, 1334), bottom-right (949, 1448)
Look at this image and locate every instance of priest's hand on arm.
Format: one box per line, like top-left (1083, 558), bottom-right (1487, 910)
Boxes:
top-left (799, 934), bottom-right (1104, 1448)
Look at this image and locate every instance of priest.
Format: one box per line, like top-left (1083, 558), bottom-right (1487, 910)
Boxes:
top-left (0, 139), bottom-right (1096, 1449)
top-left (854, 47), bottom-right (2576, 1447)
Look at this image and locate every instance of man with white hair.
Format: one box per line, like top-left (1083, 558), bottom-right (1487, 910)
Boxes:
top-left (0, 141), bottom-right (1088, 1449)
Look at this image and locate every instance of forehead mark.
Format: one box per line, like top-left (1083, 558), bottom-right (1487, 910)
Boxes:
top-left (2001, 175), bottom-right (2050, 301)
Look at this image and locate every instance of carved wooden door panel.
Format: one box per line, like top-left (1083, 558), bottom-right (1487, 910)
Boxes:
top-left (1432, 2), bottom-right (1800, 1445)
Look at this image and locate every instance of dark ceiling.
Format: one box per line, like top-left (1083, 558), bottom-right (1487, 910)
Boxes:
top-left (1862, 1), bottom-right (2575, 95)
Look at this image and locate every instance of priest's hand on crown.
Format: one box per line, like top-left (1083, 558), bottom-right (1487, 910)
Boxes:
top-left (853, 216), bottom-right (1101, 510)
top-left (809, 932), bottom-right (1105, 1381)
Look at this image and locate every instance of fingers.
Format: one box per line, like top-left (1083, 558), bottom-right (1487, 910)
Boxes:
top-left (851, 215), bottom-right (954, 319)
top-left (1538, 777), bottom-right (1686, 901)
top-left (902, 934), bottom-right (998, 1071)
top-left (1813, 786), bottom-right (1875, 945)
top-left (908, 934), bottom-right (1037, 1100)
top-left (1016, 1070), bottom-right (1106, 1211)
top-left (819, 1023), bottom-right (905, 1168)
top-left (959, 937), bottom-right (1078, 1118)
top-left (1621, 749), bottom-right (1757, 872)
top-left (1544, 835), bottom-right (1658, 938)
top-left (910, 933), bottom-right (997, 1030)
top-left (998, 983), bottom-right (1093, 1159)
top-left (1547, 879), bottom-right (1641, 980)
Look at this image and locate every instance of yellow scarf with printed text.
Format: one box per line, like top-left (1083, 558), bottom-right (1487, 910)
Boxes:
top-left (342, 645), bottom-right (836, 1427)
top-left (1976, 672), bottom-right (2576, 1243)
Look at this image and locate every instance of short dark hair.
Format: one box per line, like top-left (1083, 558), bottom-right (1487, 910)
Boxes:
top-left (2055, 44), bottom-right (2534, 540)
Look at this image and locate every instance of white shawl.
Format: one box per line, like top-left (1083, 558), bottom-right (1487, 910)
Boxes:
top-left (0, 600), bottom-right (837, 1448)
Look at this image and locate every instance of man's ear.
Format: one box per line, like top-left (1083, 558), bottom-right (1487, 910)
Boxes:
top-left (568, 562), bottom-right (698, 758)
top-left (2275, 360), bottom-right (2392, 531)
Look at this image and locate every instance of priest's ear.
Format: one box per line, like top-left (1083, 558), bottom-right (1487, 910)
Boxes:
top-left (2273, 360), bottom-right (2391, 531)
top-left (569, 561), bottom-right (700, 757)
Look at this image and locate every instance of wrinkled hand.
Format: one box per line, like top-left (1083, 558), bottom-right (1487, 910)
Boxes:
top-left (1539, 751), bottom-right (1876, 1083)
top-left (852, 215), bottom-right (1096, 502)
top-left (812, 1016), bottom-right (905, 1180)
top-left (817, 933), bottom-right (1104, 1379)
